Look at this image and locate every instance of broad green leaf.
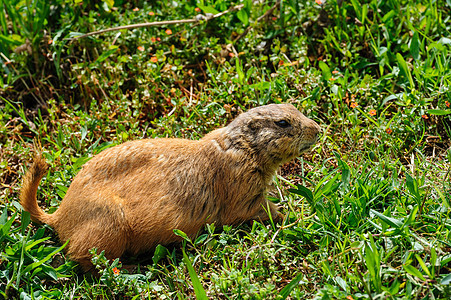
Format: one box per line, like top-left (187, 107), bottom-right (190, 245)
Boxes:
top-left (364, 240), bottom-right (381, 292)
top-left (289, 186), bottom-right (313, 203)
top-left (364, 243), bottom-right (374, 270)
top-left (318, 61), bottom-right (332, 81)
top-left (396, 53), bottom-right (414, 89)
top-left (311, 86), bottom-right (320, 100)
top-left (415, 254), bottom-right (432, 279)
top-left (431, 247), bottom-right (437, 268)
top-left (333, 151), bottom-right (351, 188)
top-left (367, 219), bottom-right (382, 231)
top-left (16, 229), bottom-right (32, 287)
top-left (410, 31), bottom-right (420, 60)
top-left (350, 0), bottom-right (361, 19)
top-left (441, 254), bottom-right (451, 267)
top-left (427, 109), bottom-right (451, 116)
top-left (370, 209), bottom-right (403, 228)
top-left (21, 211), bottom-right (30, 235)
top-left (56, 184), bottom-right (68, 199)
top-left (194, 234), bottom-right (208, 245)
top-left (441, 274), bottom-right (451, 285)
top-left (361, 4), bottom-right (368, 25)
top-left (152, 244), bottom-right (168, 264)
top-left (236, 9), bottom-right (249, 26)
top-left (321, 259), bottom-right (334, 277)
top-left (369, 235), bottom-right (380, 265)
top-left (402, 206), bottom-right (418, 227)
top-left (0, 211), bottom-right (17, 244)
top-left (73, 155), bottom-right (92, 169)
top-left (94, 46), bottom-right (119, 64)
top-left (104, 0), bottom-right (114, 9)
top-left (382, 93), bottom-right (403, 106)
top-left (0, 34), bottom-right (23, 46)
top-left (173, 229), bottom-right (190, 241)
top-left (68, 32), bottom-right (85, 38)
top-left (249, 81), bottom-right (270, 90)
top-left (386, 279), bottom-right (401, 294)
top-left (405, 173), bottom-right (420, 199)
top-left (25, 237), bottom-right (51, 251)
top-left (335, 276), bottom-right (348, 292)
top-left (382, 10), bottom-right (396, 22)
top-left (403, 264), bottom-right (426, 281)
top-left (319, 173), bottom-right (340, 196)
top-left (197, 4), bottom-right (220, 15)
top-left (42, 266), bottom-right (58, 281)
top-left (0, 207), bottom-right (8, 225)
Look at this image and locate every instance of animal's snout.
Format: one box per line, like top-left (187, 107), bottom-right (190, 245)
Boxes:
top-left (303, 118), bottom-right (321, 143)
top-left (311, 120), bottom-right (321, 138)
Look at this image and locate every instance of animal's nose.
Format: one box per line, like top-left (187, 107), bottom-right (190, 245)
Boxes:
top-left (311, 120), bottom-right (321, 136)
top-left (304, 118), bottom-right (321, 142)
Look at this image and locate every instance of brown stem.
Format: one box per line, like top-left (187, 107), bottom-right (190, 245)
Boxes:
top-left (71, 4), bottom-right (244, 41)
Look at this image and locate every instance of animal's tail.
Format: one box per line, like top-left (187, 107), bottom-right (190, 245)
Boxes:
top-left (19, 156), bottom-right (55, 225)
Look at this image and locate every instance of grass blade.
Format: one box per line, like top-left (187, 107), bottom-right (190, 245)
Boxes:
top-left (183, 250), bottom-right (208, 300)
top-left (370, 209), bottom-right (403, 229)
top-left (396, 53), bottom-right (414, 89)
top-left (410, 31), bottom-right (420, 61)
top-left (441, 274), bottom-right (451, 285)
top-left (415, 254), bottom-right (432, 279)
top-left (403, 264), bottom-right (426, 281)
top-left (427, 109), bottom-right (451, 116)
top-left (22, 240), bottom-right (69, 274)
top-left (279, 272), bottom-right (304, 299)
top-left (318, 61), bottom-right (332, 81)
top-left (0, 211), bottom-right (17, 244)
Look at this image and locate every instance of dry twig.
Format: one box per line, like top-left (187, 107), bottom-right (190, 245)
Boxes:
top-left (71, 4), bottom-right (244, 41)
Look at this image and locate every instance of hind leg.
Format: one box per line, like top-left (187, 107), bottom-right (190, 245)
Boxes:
top-left (65, 222), bottom-right (128, 272)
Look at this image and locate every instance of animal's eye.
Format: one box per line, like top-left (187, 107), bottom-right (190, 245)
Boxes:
top-left (275, 120), bottom-right (290, 128)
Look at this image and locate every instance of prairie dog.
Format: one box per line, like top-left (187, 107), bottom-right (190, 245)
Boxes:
top-left (20, 104), bottom-right (320, 271)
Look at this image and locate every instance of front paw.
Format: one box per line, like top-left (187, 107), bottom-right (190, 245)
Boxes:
top-left (251, 201), bottom-right (284, 223)
top-left (272, 210), bottom-right (285, 222)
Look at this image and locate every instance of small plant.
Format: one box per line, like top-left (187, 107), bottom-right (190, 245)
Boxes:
top-left (0, 207), bottom-right (72, 299)
top-left (89, 248), bottom-right (164, 298)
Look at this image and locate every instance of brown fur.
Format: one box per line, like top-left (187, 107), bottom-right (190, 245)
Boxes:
top-left (20, 104), bottom-right (320, 271)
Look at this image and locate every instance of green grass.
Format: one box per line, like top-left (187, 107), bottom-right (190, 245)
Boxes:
top-left (1, 0), bottom-right (451, 298)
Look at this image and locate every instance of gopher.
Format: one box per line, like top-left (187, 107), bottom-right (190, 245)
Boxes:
top-left (20, 103), bottom-right (320, 271)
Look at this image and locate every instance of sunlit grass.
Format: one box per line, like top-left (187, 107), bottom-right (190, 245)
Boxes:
top-left (0, 0), bottom-right (450, 298)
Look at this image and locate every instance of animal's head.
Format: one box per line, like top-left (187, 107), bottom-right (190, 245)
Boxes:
top-left (226, 104), bottom-right (320, 165)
